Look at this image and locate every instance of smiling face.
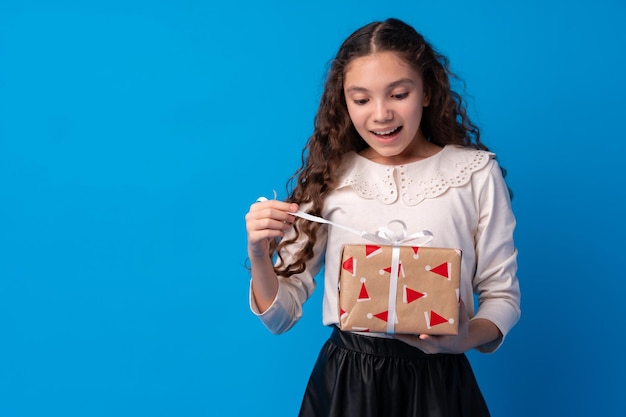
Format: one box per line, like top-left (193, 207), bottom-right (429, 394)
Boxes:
top-left (344, 51), bottom-right (436, 164)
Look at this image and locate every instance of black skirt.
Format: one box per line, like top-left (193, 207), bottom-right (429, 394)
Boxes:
top-left (298, 327), bottom-right (490, 417)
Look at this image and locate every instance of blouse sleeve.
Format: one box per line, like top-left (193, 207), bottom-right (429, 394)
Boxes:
top-left (471, 160), bottom-right (521, 353)
top-left (249, 224), bottom-right (328, 334)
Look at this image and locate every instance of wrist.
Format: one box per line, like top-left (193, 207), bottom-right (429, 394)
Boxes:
top-left (248, 244), bottom-right (271, 262)
top-left (467, 318), bottom-right (501, 351)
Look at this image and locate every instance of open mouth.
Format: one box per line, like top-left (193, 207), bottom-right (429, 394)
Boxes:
top-left (372, 126), bottom-right (402, 139)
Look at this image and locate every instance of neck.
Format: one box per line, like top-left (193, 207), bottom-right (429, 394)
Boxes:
top-left (361, 135), bottom-right (442, 165)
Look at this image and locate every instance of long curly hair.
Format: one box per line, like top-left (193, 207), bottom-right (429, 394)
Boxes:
top-left (272, 17), bottom-right (489, 277)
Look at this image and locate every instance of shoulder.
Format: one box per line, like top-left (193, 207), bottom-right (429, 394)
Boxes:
top-left (438, 145), bottom-right (495, 170)
top-left (440, 145), bottom-right (501, 184)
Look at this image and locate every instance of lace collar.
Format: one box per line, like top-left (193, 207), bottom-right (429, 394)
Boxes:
top-left (336, 145), bottom-right (494, 206)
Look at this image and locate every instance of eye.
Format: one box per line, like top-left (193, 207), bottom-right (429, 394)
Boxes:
top-left (392, 92), bottom-right (409, 100)
top-left (352, 98), bottom-right (369, 105)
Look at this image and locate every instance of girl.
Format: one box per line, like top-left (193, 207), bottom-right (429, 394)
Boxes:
top-left (245, 17), bottom-right (520, 417)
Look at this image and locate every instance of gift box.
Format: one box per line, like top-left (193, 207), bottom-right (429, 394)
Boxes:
top-left (338, 244), bottom-right (461, 335)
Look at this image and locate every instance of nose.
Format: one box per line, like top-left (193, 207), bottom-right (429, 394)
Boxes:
top-left (373, 100), bottom-right (393, 122)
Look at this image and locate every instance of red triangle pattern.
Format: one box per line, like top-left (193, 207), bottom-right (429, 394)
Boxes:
top-left (430, 310), bottom-right (449, 326)
top-left (373, 311), bottom-right (388, 322)
top-left (383, 263), bottom-right (403, 277)
top-left (430, 262), bottom-right (449, 278)
top-left (405, 287), bottom-right (425, 303)
top-left (359, 283), bottom-right (370, 300)
top-left (342, 257), bottom-right (354, 275)
top-left (365, 245), bottom-right (382, 257)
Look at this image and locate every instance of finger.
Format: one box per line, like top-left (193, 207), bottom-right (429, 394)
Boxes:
top-left (250, 200), bottom-right (299, 215)
top-left (248, 228), bottom-right (285, 244)
top-left (246, 216), bottom-right (292, 237)
top-left (246, 210), bottom-right (297, 230)
top-left (247, 200), bottom-right (298, 220)
top-left (247, 221), bottom-right (290, 249)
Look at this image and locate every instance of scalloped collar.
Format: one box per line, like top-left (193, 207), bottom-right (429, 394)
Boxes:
top-left (336, 145), bottom-right (494, 206)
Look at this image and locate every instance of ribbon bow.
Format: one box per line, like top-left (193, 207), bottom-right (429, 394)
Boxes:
top-left (367, 220), bottom-right (433, 246)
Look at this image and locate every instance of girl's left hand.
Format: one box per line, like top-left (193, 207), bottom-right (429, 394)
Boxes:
top-left (393, 300), bottom-right (472, 354)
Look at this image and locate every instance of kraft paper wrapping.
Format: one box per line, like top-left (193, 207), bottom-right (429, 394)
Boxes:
top-left (338, 244), bottom-right (461, 335)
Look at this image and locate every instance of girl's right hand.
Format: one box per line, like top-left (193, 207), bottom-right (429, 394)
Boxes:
top-left (245, 199), bottom-right (299, 259)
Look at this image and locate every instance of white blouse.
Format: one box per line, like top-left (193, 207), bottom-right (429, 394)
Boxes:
top-left (250, 145), bottom-right (521, 352)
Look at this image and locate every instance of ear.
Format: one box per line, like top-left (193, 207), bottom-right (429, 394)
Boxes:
top-left (423, 89), bottom-right (430, 107)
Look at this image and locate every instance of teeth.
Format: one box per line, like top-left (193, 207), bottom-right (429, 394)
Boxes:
top-left (374, 127), bottom-right (399, 135)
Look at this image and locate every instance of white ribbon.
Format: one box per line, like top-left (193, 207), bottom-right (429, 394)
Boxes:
top-left (385, 245), bottom-right (400, 334)
top-left (290, 210), bottom-right (433, 247)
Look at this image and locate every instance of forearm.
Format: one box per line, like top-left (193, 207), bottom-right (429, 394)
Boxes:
top-left (249, 253), bottom-right (279, 313)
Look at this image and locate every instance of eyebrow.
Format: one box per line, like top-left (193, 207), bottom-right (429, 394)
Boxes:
top-left (345, 78), bottom-right (416, 93)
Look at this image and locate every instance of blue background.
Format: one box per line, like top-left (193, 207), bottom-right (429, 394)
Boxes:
top-left (1, 0), bottom-right (624, 416)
